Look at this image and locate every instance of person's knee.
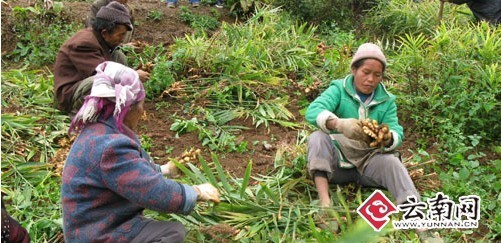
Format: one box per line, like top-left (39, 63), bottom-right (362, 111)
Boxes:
top-left (364, 155), bottom-right (409, 182)
top-left (307, 131), bottom-right (336, 169)
top-left (387, 158), bottom-right (407, 174)
top-left (308, 131), bottom-right (331, 146)
top-left (374, 154), bottom-right (405, 171)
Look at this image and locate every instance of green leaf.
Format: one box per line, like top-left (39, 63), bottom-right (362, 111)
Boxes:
top-left (187, 163), bottom-right (208, 184)
top-left (259, 182), bottom-right (279, 204)
top-left (458, 167), bottom-right (470, 179)
top-left (211, 153), bottom-right (232, 193)
top-left (172, 160), bottom-right (198, 182)
top-left (198, 155), bottom-right (219, 188)
top-left (469, 160), bottom-right (479, 168)
top-left (239, 160), bottom-right (252, 199)
top-left (336, 186), bottom-right (352, 226)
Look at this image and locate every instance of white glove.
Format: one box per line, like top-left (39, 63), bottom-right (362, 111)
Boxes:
top-left (193, 183), bottom-right (220, 203)
top-left (160, 161), bottom-right (178, 178)
top-left (334, 118), bottom-right (367, 141)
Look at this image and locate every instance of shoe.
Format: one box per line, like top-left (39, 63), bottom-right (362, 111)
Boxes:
top-left (191, 2), bottom-right (200, 7)
top-left (167, 2), bottom-right (176, 8)
top-left (215, 2), bottom-right (223, 8)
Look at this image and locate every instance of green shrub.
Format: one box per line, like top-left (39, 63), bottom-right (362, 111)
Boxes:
top-left (1, 69), bottom-right (68, 241)
top-left (271, 0), bottom-right (377, 31)
top-left (390, 22), bottom-right (500, 149)
top-left (147, 10), bottom-right (163, 21)
top-left (166, 6), bottom-right (324, 127)
top-left (125, 44), bottom-right (183, 98)
top-left (438, 150), bottom-right (500, 240)
top-left (224, 0), bottom-right (260, 17)
top-left (363, 0), bottom-right (472, 41)
top-left (178, 6), bottom-right (221, 36)
top-left (8, 4), bottom-right (82, 68)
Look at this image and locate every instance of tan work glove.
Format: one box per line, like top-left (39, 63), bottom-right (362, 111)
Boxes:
top-left (193, 183), bottom-right (220, 203)
top-left (160, 161), bottom-right (178, 178)
top-left (381, 130), bottom-right (393, 148)
top-left (331, 118), bottom-right (367, 141)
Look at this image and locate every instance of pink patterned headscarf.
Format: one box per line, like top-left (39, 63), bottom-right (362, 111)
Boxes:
top-left (69, 61), bottom-right (145, 134)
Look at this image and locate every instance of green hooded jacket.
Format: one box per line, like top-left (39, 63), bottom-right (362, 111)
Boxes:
top-left (306, 74), bottom-right (404, 170)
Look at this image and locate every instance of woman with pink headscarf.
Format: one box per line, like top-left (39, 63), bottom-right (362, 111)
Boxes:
top-left (61, 61), bottom-right (220, 242)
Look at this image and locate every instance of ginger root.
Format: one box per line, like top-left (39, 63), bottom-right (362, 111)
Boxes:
top-left (361, 119), bottom-right (391, 148)
top-left (136, 62), bottom-right (155, 73)
top-left (176, 148), bottom-right (202, 163)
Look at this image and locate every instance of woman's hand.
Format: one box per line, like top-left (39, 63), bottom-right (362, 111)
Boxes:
top-left (160, 162), bottom-right (178, 178)
top-left (136, 69), bottom-right (150, 82)
top-left (329, 118), bottom-right (368, 141)
top-left (193, 183), bottom-right (220, 203)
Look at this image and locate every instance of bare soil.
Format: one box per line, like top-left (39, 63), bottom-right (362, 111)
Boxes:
top-left (139, 97), bottom-right (301, 177)
top-left (1, 0), bottom-right (235, 54)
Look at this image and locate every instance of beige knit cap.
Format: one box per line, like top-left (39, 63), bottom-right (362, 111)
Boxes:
top-left (350, 43), bottom-right (386, 68)
top-left (96, 2), bottom-right (133, 31)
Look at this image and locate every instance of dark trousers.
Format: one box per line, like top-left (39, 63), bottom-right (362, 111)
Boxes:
top-left (131, 220), bottom-right (186, 243)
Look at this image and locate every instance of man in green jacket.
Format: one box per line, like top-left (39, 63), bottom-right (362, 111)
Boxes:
top-left (306, 43), bottom-right (418, 207)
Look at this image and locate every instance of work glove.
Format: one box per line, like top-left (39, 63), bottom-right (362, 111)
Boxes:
top-left (381, 129), bottom-right (393, 148)
top-left (333, 118), bottom-right (367, 141)
top-left (193, 183), bottom-right (220, 203)
top-left (160, 161), bottom-right (178, 178)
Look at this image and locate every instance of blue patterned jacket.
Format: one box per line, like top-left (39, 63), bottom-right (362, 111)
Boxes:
top-left (62, 117), bottom-right (197, 242)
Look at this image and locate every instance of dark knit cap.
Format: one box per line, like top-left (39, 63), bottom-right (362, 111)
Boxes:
top-left (96, 2), bottom-right (132, 31)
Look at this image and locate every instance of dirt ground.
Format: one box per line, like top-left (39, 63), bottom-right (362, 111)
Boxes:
top-left (1, 0), bottom-right (436, 185)
top-left (139, 98), bottom-right (302, 177)
top-left (1, 0), bottom-right (235, 54)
